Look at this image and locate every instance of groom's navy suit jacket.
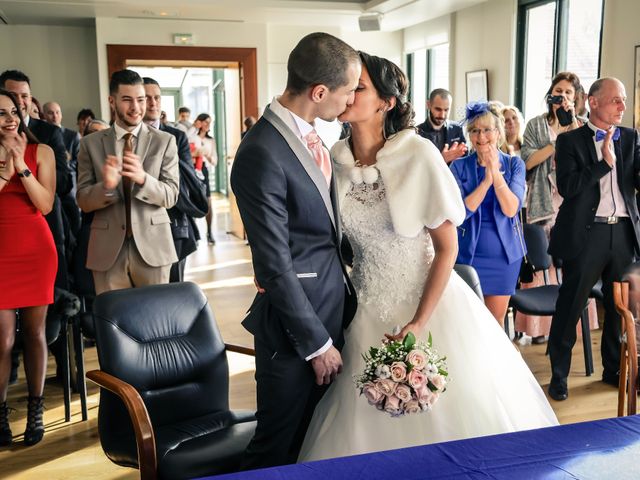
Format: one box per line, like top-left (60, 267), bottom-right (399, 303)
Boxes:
top-left (231, 106), bottom-right (356, 360)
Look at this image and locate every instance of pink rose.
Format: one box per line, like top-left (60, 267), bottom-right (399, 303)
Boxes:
top-left (406, 349), bottom-right (428, 370)
top-left (403, 399), bottom-right (421, 414)
top-left (384, 395), bottom-right (402, 416)
top-left (395, 383), bottom-right (412, 403)
top-left (375, 378), bottom-right (398, 397)
top-left (390, 361), bottom-right (407, 382)
top-left (416, 384), bottom-right (437, 406)
top-left (407, 369), bottom-right (427, 390)
top-left (362, 382), bottom-right (384, 406)
top-left (429, 374), bottom-right (446, 391)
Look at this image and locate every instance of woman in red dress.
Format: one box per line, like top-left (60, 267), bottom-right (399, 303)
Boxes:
top-left (0, 89), bottom-right (56, 447)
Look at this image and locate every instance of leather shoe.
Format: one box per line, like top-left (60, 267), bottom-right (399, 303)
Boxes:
top-left (602, 371), bottom-right (620, 388)
top-left (548, 381), bottom-right (568, 401)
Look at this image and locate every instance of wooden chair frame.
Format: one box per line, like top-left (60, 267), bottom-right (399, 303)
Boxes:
top-left (87, 343), bottom-right (255, 480)
top-left (613, 281), bottom-right (638, 416)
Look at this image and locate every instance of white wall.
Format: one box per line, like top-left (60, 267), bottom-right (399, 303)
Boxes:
top-left (451, 0), bottom-right (517, 120)
top-left (600, 0), bottom-right (640, 128)
top-left (403, 14), bottom-right (451, 54)
top-left (94, 17), bottom-right (269, 120)
top-left (0, 24), bottom-right (100, 130)
top-left (95, 18), bottom-right (402, 122)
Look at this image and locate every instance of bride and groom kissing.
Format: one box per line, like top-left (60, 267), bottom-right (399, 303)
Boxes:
top-left (230, 32), bottom-right (557, 470)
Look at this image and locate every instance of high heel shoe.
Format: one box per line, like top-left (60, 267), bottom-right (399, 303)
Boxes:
top-left (24, 396), bottom-right (44, 446)
top-left (0, 401), bottom-right (12, 447)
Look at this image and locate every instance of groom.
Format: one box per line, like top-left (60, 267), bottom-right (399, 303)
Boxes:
top-left (230, 32), bottom-right (360, 469)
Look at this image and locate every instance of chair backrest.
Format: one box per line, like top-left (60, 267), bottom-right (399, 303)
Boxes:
top-left (523, 223), bottom-right (552, 272)
top-left (93, 282), bottom-right (229, 466)
top-left (454, 264), bottom-right (483, 300)
top-left (622, 262), bottom-right (640, 350)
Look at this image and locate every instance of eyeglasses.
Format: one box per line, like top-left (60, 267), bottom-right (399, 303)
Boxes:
top-left (468, 127), bottom-right (497, 137)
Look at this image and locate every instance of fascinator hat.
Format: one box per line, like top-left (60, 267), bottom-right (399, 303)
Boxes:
top-left (464, 101), bottom-right (492, 124)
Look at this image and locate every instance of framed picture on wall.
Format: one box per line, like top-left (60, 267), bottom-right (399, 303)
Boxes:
top-left (635, 46), bottom-right (640, 131)
top-left (465, 70), bottom-right (488, 103)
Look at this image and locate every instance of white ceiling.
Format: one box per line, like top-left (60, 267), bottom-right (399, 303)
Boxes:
top-left (0, 0), bottom-right (487, 32)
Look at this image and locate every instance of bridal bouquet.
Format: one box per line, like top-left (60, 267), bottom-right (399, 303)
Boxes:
top-left (355, 332), bottom-right (448, 417)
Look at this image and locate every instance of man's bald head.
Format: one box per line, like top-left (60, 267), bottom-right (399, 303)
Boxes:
top-left (43, 101), bottom-right (63, 127)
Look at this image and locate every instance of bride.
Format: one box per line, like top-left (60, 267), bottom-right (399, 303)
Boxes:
top-left (297, 52), bottom-right (558, 462)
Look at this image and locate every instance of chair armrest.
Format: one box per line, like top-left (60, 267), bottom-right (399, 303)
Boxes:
top-left (86, 370), bottom-right (157, 480)
top-left (225, 343), bottom-right (255, 356)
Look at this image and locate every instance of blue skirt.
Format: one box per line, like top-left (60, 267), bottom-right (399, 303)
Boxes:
top-left (470, 220), bottom-right (521, 295)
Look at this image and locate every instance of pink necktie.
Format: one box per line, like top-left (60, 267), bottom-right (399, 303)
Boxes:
top-left (305, 130), bottom-right (332, 188)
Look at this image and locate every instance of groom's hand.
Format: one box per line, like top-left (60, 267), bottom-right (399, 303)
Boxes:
top-left (310, 346), bottom-right (343, 385)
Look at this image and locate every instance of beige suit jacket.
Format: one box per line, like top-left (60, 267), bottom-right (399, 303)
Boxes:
top-left (76, 123), bottom-right (179, 271)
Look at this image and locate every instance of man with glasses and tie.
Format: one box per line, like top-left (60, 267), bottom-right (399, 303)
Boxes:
top-left (76, 69), bottom-right (179, 294)
top-left (230, 32), bottom-right (359, 469)
top-left (547, 77), bottom-right (640, 401)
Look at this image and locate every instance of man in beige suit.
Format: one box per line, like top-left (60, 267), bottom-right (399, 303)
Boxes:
top-left (77, 69), bottom-right (179, 294)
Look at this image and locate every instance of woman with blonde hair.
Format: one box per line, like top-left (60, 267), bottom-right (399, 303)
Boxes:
top-left (500, 105), bottom-right (524, 157)
top-left (449, 102), bottom-right (527, 326)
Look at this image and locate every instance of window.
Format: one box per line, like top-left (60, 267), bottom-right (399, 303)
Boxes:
top-left (564, 0), bottom-right (603, 94)
top-left (407, 43), bottom-right (450, 124)
top-left (428, 43), bottom-right (450, 94)
top-left (516, 0), bottom-right (604, 120)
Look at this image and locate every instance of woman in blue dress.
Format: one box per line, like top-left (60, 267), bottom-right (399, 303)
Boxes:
top-left (449, 102), bottom-right (526, 327)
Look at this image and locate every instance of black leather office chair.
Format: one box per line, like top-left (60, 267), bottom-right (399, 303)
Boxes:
top-left (87, 282), bottom-right (256, 480)
top-left (454, 264), bottom-right (483, 300)
top-left (510, 224), bottom-right (594, 376)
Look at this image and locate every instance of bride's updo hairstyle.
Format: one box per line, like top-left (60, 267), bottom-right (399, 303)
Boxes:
top-left (359, 51), bottom-right (415, 137)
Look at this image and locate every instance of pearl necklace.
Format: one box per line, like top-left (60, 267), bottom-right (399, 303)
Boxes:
top-left (349, 160), bottom-right (380, 185)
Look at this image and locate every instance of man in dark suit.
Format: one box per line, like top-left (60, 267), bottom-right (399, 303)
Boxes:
top-left (42, 101), bottom-right (81, 167)
top-left (548, 77), bottom-right (640, 401)
top-left (417, 88), bottom-right (467, 163)
top-left (143, 77), bottom-right (208, 282)
top-left (42, 100), bottom-right (82, 238)
top-left (230, 32), bottom-right (359, 469)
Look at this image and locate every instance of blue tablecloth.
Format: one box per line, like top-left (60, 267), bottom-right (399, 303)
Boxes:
top-left (207, 415), bottom-right (640, 479)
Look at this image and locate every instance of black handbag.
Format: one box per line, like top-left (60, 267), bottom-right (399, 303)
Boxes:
top-left (515, 211), bottom-right (535, 284)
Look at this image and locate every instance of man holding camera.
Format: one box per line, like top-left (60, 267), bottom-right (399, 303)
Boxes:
top-left (547, 77), bottom-right (640, 401)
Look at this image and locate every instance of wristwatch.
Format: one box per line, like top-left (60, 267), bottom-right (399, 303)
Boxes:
top-left (17, 168), bottom-right (32, 178)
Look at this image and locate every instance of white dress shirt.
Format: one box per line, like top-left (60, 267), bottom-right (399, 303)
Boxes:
top-left (587, 121), bottom-right (628, 218)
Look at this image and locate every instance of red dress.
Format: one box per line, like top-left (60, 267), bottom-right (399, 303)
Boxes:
top-left (0, 144), bottom-right (57, 309)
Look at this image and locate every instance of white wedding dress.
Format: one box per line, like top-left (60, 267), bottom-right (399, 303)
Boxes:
top-left (297, 133), bottom-right (558, 462)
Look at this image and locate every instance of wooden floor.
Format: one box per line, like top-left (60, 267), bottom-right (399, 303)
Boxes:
top-left (0, 203), bottom-right (625, 479)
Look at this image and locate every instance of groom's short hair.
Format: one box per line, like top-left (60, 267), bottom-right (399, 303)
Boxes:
top-left (286, 32), bottom-right (359, 95)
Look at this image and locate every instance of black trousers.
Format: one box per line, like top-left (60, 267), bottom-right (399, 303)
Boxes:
top-left (549, 220), bottom-right (635, 384)
top-left (241, 339), bottom-right (328, 470)
top-left (169, 258), bottom-right (186, 283)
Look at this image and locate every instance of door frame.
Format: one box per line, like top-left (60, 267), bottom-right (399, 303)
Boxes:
top-left (106, 44), bottom-right (258, 122)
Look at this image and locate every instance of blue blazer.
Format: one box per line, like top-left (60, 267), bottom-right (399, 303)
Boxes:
top-left (449, 150), bottom-right (527, 264)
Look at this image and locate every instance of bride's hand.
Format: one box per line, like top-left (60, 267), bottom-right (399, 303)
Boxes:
top-left (385, 322), bottom-right (422, 342)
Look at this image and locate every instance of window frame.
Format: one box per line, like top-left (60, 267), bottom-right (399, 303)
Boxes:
top-left (514, 0), bottom-right (605, 112)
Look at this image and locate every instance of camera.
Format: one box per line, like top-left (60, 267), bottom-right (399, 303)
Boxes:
top-left (546, 95), bottom-right (564, 105)
top-left (546, 95), bottom-right (574, 126)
